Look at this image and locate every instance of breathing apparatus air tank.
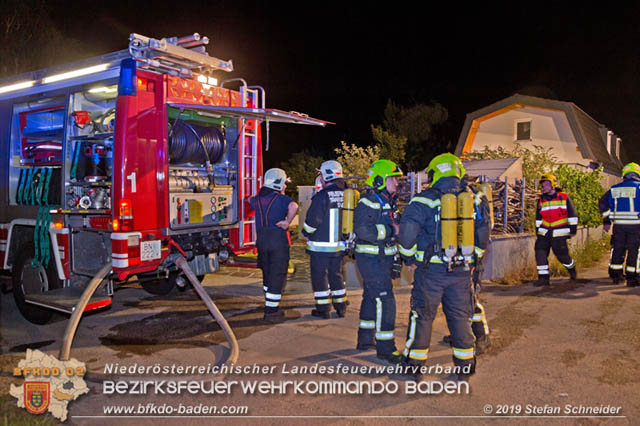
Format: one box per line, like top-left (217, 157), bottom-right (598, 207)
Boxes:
top-left (342, 188), bottom-right (359, 235)
top-left (457, 191), bottom-right (475, 270)
top-left (478, 182), bottom-right (494, 229)
top-left (441, 193), bottom-right (458, 268)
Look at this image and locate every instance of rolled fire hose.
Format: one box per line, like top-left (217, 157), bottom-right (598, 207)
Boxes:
top-left (59, 263), bottom-right (112, 361)
top-left (176, 256), bottom-right (239, 366)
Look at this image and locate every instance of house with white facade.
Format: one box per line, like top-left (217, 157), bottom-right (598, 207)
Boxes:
top-left (454, 94), bottom-right (623, 187)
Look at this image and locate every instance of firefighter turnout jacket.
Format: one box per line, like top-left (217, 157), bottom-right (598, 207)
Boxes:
top-left (302, 179), bottom-right (346, 254)
top-left (535, 191), bottom-right (578, 238)
top-left (599, 179), bottom-right (640, 226)
top-left (353, 190), bottom-right (398, 257)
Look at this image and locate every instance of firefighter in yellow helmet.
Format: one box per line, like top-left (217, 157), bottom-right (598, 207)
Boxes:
top-left (354, 159), bottom-right (403, 363)
top-left (397, 153), bottom-right (491, 382)
top-left (533, 173), bottom-right (578, 286)
top-left (598, 162), bottom-right (640, 286)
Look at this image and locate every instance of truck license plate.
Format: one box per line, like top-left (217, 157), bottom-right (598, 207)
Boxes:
top-left (141, 240), bottom-right (161, 261)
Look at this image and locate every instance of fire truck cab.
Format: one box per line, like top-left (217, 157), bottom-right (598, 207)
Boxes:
top-left (0, 33), bottom-right (328, 324)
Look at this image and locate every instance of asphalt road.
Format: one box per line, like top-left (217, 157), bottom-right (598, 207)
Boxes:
top-left (1, 249), bottom-right (639, 425)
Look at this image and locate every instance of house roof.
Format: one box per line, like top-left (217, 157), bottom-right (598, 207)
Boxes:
top-left (455, 94), bottom-right (622, 174)
top-left (462, 157), bottom-right (521, 181)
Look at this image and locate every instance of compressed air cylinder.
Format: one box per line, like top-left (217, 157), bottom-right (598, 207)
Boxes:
top-left (441, 193), bottom-right (458, 259)
top-left (342, 188), bottom-right (359, 234)
top-left (457, 191), bottom-right (474, 256)
top-left (478, 183), bottom-right (494, 229)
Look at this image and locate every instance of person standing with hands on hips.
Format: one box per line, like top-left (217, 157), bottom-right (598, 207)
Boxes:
top-left (249, 168), bottom-right (298, 321)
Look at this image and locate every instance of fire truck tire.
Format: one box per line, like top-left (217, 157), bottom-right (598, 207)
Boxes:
top-left (12, 242), bottom-right (62, 324)
top-left (141, 272), bottom-right (178, 296)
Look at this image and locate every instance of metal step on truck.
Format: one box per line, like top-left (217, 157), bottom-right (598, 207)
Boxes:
top-left (0, 32), bottom-right (329, 324)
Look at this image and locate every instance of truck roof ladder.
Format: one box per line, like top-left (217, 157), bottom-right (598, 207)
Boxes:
top-left (128, 33), bottom-right (234, 78)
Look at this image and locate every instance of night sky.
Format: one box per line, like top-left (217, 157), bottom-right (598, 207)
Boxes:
top-left (37, 3), bottom-right (640, 168)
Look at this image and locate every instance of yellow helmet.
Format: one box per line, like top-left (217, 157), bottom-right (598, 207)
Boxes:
top-left (365, 159), bottom-right (403, 190)
top-left (622, 162), bottom-right (640, 178)
top-left (425, 153), bottom-right (465, 185)
top-left (539, 173), bottom-right (558, 188)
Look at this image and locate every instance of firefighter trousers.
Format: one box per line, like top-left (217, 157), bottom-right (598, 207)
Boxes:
top-left (310, 252), bottom-right (346, 313)
top-left (403, 264), bottom-right (476, 371)
top-left (535, 234), bottom-right (574, 279)
top-left (609, 224), bottom-right (640, 283)
top-left (257, 228), bottom-right (290, 313)
top-left (355, 253), bottom-right (397, 355)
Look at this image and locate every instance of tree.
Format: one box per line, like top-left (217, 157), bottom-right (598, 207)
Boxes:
top-left (376, 100), bottom-right (451, 172)
top-left (334, 140), bottom-right (380, 178)
top-left (0, 0), bottom-right (88, 77)
top-left (370, 125), bottom-right (406, 166)
top-left (280, 150), bottom-right (323, 197)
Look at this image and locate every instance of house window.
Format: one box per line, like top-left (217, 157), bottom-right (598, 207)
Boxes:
top-left (515, 120), bottom-right (531, 141)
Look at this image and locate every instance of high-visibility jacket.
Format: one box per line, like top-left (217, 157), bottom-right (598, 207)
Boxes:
top-left (535, 191), bottom-right (578, 238)
top-left (599, 179), bottom-right (640, 225)
top-left (353, 189), bottom-right (398, 256)
top-left (302, 179), bottom-right (346, 254)
top-left (397, 177), bottom-right (490, 266)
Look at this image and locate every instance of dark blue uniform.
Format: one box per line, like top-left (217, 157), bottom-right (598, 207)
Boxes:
top-left (397, 176), bottom-right (490, 374)
top-left (354, 189), bottom-right (399, 356)
top-left (302, 179), bottom-right (347, 315)
top-left (250, 187), bottom-right (294, 313)
top-left (599, 177), bottom-right (640, 285)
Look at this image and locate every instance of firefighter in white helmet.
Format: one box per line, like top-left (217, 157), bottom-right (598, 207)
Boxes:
top-left (302, 160), bottom-right (348, 318)
top-left (250, 168), bottom-right (298, 321)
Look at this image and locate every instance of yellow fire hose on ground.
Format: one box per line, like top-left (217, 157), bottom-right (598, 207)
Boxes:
top-left (59, 258), bottom-right (239, 367)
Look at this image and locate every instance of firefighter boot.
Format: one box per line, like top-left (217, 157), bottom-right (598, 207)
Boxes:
top-left (533, 276), bottom-right (550, 287)
top-left (475, 335), bottom-right (491, 355)
top-left (311, 309), bottom-right (331, 319)
top-left (569, 267), bottom-right (577, 282)
top-left (402, 358), bottom-right (424, 382)
top-left (377, 350), bottom-right (403, 365)
top-left (263, 309), bottom-right (285, 322)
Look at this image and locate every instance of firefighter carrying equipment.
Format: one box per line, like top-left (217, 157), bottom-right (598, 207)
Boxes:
top-left (539, 173), bottom-right (559, 189)
top-left (263, 168), bottom-right (290, 192)
top-left (598, 170), bottom-right (640, 285)
top-left (302, 178), bottom-right (348, 314)
top-left (365, 160), bottom-right (403, 190)
top-left (317, 160), bottom-right (343, 182)
top-left (397, 160), bottom-right (490, 373)
top-left (353, 175), bottom-right (401, 357)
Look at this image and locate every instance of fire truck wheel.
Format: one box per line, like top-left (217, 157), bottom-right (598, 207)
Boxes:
top-left (141, 272), bottom-right (178, 296)
top-left (12, 242), bottom-right (62, 324)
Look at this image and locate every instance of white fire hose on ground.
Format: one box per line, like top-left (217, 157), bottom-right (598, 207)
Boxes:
top-left (59, 258), bottom-right (239, 367)
top-left (176, 256), bottom-right (239, 365)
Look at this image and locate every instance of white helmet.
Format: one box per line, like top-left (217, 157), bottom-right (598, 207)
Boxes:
top-left (263, 168), bottom-right (290, 191)
top-left (317, 160), bottom-right (343, 182)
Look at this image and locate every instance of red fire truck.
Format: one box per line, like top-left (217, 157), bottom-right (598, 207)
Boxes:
top-left (0, 33), bottom-right (328, 324)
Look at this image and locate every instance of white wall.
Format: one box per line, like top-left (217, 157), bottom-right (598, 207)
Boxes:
top-left (471, 108), bottom-right (589, 167)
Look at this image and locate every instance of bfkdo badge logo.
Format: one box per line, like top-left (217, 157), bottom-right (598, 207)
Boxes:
top-left (24, 381), bottom-right (50, 415)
